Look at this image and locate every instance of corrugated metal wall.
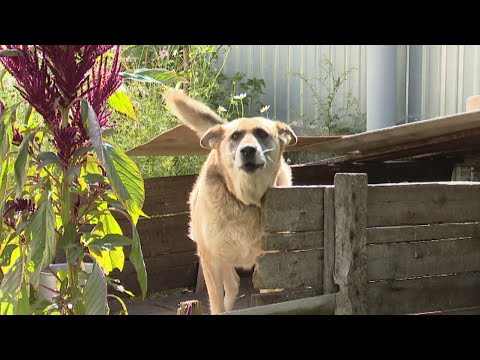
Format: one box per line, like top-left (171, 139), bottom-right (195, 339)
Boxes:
top-left (216, 45), bottom-right (480, 131)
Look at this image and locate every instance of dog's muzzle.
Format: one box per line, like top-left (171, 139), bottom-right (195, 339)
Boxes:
top-left (239, 145), bottom-right (265, 173)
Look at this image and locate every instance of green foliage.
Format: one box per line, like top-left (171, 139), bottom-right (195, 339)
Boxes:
top-left (111, 45), bottom-right (266, 178)
top-left (293, 57), bottom-right (366, 136)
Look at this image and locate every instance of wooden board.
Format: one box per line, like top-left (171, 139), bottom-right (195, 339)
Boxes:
top-left (252, 250), bottom-right (323, 289)
top-left (116, 251), bottom-right (198, 295)
top-left (367, 222), bottom-right (480, 244)
top-left (251, 288), bottom-right (321, 307)
top-left (118, 214), bottom-right (195, 258)
top-left (293, 158), bottom-right (456, 185)
top-left (262, 186), bottom-right (325, 232)
top-left (367, 237), bottom-right (480, 281)
top-left (302, 110), bottom-right (480, 155)
top-left (368, 272), bottom-right (480, 315)
top-left (261, 231), bottom-right (323, 251)
top-left (126, 124), bottom-right (341, 157)
top-left (334, 173), bottom-right (368, 314)
top-left (225, 293), bottom-right (336, 315)
top-left (142, 175), bottom-right (196, 215)
top-left (323, 187), bottom-right (337, 294)
top-left (367, 182), bottom-right (480, 227)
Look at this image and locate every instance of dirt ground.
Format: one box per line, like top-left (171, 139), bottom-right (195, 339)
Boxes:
top-left (117, 276), bottom-right (257, 315)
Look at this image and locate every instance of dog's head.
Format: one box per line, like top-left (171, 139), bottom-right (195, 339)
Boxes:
top-left (200, 117), bottom-right (297, 176)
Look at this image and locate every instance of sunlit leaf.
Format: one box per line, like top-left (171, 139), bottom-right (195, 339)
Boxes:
top-left (130, 225), bottom-right (147, 298)
top-left (108, 88), bottom-right (138, 121)
top-left (14, 132), bottom-right (33, 198)
top-left (26, 195), bottom-right (56, 289)
top-left (103, 143), bottom-right (146, 223)
top-left (83, 262), bottom-right (107, 315)
top-left (119, 68), bottom-right (184, 85)
top-left (81, 99), bottom-right (104, 165)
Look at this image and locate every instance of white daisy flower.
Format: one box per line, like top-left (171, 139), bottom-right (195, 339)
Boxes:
top-left (217, 106), bottom-right (227, 113)
top-left (233, 93), bottom-right (247, 100)
top-left (260, 105), bottom-right (270, 113)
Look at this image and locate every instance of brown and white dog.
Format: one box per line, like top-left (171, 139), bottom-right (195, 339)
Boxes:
top-left (164, 89), bottom-right (297, 314)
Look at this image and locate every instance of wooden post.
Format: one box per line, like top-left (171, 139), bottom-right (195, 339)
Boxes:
top-left (177, 300), bottom-right (203, 315)
top-left (323, 186), bottom-right (337, 294)
top-left (333, 173), bottom-right (368, 315)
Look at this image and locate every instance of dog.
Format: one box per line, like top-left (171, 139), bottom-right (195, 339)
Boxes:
top-left (164, 89), bottom-right (297, 314)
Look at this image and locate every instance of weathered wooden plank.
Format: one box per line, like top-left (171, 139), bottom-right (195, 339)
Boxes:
top-left (368, 272), bottom-right (480, 315)
top-left (251, 288), bottom-right (321, 307)
top-left (323, 186), bottom-right (336, 294)
top-left (367, 222), bottom-right (480, 244)
top-left (367, 237), bottom-right (480, 280)
top-left (367, 182), bottom-right (480, 227)
top-left (431, 306), bottom-right (480, 315)
top-left (224, 293), bottom-right (336, 315)
top-left (302, 110), bottom-right (480, 155)
top-left (252, 250), bottom-right (323, 289)
top-left (262, 186), bottom-right (324, 232)
top-left (334, 173), bottom-right (368, 315)
top-left (142, 175), bottom-right (196, 215)
top-left (261, 231), bottom-right (323, 251)
top-left (118, 214), bottom-right (195, 258)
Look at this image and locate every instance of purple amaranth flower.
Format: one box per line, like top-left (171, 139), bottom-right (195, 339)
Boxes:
top-left (53, 125), bottom-right (82, 169)
top-left (0, 45), bottom-right (123, 166)
top-left (0, 101), bottom-right (5, 113)
top-left (3, 198), bottom-right (36, 230)
top-left (159, 48), bottom-right (169, 59)
top-left (12, 126), bottom-right (23, 146)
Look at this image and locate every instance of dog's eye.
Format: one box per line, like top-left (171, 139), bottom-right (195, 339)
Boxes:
top-left (231, 131), bottom-right (242, 141)
top-left (254, 128), bottom-right (269, 139)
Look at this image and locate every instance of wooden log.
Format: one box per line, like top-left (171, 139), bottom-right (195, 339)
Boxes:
top-left (252, 250), bottom-right (323, 289)
top-left (261, 231), bottom-right (323, 251)
top-left (323, 186), bottom-right (337, 294)
top-left (262, 186), bottom-right (324, 232)
top-left (224, 293), bottom-right (336, 315)
top-left (367, 182), bottom-right (480, 227)
top-left (367, 222), bottom-right (480, 244)
top-left (367, 237), bottom-right (480, 280)
top-left (368, 272), bottom-right (480, 315)
top-left (333, 173), bottom-right (368, 314)
top-left (177, 300), bottom-right (203, 315)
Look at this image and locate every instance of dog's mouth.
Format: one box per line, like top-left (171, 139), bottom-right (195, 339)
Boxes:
top-left (241, 161), bottom-right (265, 173)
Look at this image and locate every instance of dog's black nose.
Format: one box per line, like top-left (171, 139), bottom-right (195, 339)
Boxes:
top-left (240, 146), bottom-right (257, 158)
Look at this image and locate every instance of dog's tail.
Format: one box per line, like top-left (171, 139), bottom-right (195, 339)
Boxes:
top-left (164, 88), bottom-right (225, 138)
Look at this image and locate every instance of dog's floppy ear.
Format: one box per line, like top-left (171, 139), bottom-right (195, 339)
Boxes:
top-left (276, 121), bottom-right (298, 146)
top-left (200, 124), bottom-right (224, 149)
top-left (164, 88), bottom-right (224, 137)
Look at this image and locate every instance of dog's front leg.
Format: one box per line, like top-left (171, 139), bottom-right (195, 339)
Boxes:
top-left (201, 258), bottom-right (226, 314)
top-left (223, 267), bottom-right (240, 312)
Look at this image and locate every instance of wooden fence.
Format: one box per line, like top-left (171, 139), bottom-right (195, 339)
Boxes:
top-left (233, 173), bottom-right (480, 315)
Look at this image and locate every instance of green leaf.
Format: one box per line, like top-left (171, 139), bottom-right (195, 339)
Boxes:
top-left (0, 253), bottom-right (27, 315)
top-left (38, 152), bottom-right (60, 169)
top-left (73, 146), bottom-right (94, 160)
top-left (103, 143), bottom-right (145, 223)
top-left (108, 88), bottom-right (138, 121)
top-left (0, 244), bottom-right (17, 268)
top-left (26, 196), bottom-right (56, 289)
top-left (88, 234), bottom-right (132, 251)
top-left (84, 173), bottom-right (106, 185)
top-left (130, 225), bottom-right (147, 298)
top-left (0, 49), bottom-right (23, 57)
top-left (83, 262), bottom-right (107, 315)
top-left (119, 68), bottom-right (183, 85)
top-left (14, 132), bottom-right (33, 198)
top-left (81, 99), bottom-right (104, 165)
top-left (0, 158), bottom-right (13, 216)
top-left (0, 104), bottom-right (19, 162)
top-left (89, 246), bottom-right (124, 275)
top-left (0, 68), bottom-right (5, 90)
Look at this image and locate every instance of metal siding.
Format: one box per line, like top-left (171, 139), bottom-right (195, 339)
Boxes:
top-left (215, 45), bottom-right (480, 130)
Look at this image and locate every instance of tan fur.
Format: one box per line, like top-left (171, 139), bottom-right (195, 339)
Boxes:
top-left (164, 89), bottom-right (297, 314)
